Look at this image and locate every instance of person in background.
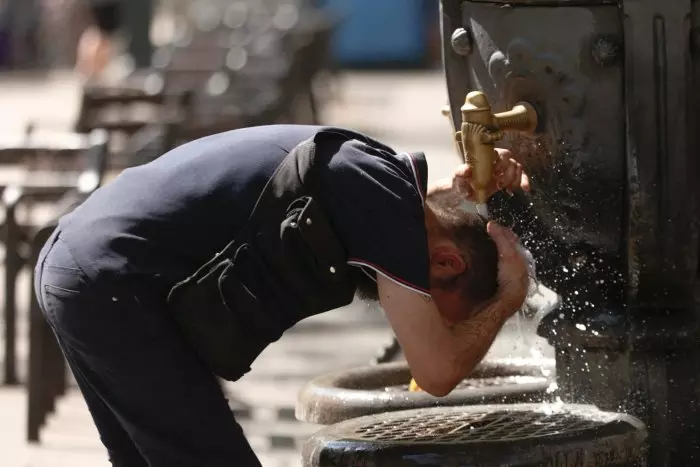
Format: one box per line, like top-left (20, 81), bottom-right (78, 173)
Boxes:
top-left (76, 0), bottom-right (152, 78)
top-left (76, 0), bottom-right (121, 77)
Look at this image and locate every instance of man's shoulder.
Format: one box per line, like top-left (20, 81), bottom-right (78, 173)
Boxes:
top-left (314, 132), bottom-right (431, 294)
top-left (181, 124), bottom-right (325, 153)
top-left (317, 133), bottom-right (428, 201)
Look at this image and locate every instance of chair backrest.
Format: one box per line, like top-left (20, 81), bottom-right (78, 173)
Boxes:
top-left (0, 131), bottom-right (87, 173)
top-left (75, 128), bottom-right (110, 193)
top-left (0, 128), bottom-right (110, 204)
top-left (74, 83), bottom-right (193, 168)
top-left (75, 85), bottom-right (193, 144)
top-left (141, 0), bottom-right (333, 143)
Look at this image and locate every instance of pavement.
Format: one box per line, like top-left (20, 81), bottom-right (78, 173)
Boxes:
top-left (0, 69), bottom-right (554, 466)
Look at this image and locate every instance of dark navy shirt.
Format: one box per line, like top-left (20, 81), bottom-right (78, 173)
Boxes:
top-left (58, 125), bottom-right (430, 296)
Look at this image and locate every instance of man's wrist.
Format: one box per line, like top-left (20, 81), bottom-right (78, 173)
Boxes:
top-left (478, 300), bottom-right (516, 323)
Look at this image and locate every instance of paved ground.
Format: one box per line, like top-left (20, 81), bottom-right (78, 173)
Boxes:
top-left (0, 69), bottom-right (554, 466)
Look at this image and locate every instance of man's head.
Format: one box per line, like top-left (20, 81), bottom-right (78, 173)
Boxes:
top-left (425, 187), bottom-right (499, 324)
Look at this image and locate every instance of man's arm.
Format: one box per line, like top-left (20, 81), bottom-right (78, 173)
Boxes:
top-left (379, 222), bottom-right (528, 397)
top-left (379, 277), bottom-right (511, 396)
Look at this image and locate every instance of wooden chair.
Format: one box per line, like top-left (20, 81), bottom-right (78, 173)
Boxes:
top-left (0, 129), bottom-right (109, 385)
top-left (23, 131), bottom-right (110, 441)
top-left (74, 85), bottom-right (193, 169)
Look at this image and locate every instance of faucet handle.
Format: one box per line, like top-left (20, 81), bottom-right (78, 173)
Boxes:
top-left (461, 91), bottom-right (538, 135)
top-left (494, 102), bottom-right (539, 135)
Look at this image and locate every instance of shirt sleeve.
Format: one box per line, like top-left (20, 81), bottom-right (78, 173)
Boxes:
top-left (317, 135), bottom-right (431, 296)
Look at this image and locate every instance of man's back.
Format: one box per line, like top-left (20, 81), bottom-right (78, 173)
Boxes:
top-left (57, 124), bottom-right (430, 296)
top-left (59, 125), bottom-right (321, 284)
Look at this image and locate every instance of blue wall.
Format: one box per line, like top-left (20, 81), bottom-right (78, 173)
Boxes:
top-left (319, 0), bottom-right (429, 66)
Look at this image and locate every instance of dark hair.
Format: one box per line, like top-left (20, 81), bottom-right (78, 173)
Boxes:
top-left (426, 188), bottom-right (499, 312)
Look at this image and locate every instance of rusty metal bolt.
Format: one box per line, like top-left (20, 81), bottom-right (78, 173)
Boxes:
top-left (591, 35), bottom-right (620, 66)
top-left (451, 28), bottom-right (473, 56)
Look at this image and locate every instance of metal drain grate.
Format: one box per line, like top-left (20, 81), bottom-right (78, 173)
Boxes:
top-left (454, 375), bottom-right (548, 389)
top-left (303, 406), bottom-right (648, 466)
top-left (351, 409), bottom-right (616, 443)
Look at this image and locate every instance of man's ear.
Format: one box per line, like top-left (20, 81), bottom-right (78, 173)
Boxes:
top-left (430, 246), bottom-right (467, 280)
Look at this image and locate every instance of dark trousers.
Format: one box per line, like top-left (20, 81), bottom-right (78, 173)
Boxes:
top-left (34, 231), bottom-right (262, 467)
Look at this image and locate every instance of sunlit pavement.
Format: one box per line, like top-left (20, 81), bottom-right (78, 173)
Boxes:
top-left (0, 69), bottom-right (554, 466)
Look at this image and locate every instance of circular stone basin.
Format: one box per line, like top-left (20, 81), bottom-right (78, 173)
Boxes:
top-left (296, 359), bottom-right (555, 425)
top-left (302, 404), bottom-right (648, 467)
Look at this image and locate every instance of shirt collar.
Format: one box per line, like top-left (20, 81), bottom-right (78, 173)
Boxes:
top-left (406, 151), bottom-right (428, 201)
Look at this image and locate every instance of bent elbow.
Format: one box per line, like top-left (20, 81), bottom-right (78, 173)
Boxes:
top-left (412, 365), bottom-right (461, 398)
top-left (421, 381), bottom-right (455, 398)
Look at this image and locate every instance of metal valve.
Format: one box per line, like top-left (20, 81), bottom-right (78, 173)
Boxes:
top-left (444, 91), bottom-right (539, 204)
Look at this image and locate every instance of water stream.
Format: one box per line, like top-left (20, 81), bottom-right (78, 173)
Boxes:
top-left (463, 198), bottom-right (563, 402)
top-left (474, 202), bottom-right (489, 218)
top-left (512, 243), bottom-right (566, 410)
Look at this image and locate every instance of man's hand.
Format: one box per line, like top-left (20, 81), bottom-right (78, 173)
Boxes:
top-left (453, 148), bottom-right (530, 201)
top-left (486, 221), bottom-right (529, 315)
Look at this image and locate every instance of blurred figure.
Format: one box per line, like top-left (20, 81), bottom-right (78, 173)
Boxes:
top-left (76, 0), bottom-right (121, 78)
top-left (2, 0), bottom-right (43, 68)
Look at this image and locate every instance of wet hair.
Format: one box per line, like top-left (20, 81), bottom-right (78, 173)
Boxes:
top-left (349, 188), bottom-right (499, 308)
top-left (426, 188), bottom-right (499, 314)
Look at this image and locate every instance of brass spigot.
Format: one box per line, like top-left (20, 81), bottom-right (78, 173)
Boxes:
top-left (445, 91), bottom-right (538, 204)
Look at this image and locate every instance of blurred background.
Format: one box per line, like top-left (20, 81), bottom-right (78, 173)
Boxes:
top-left (0, 1), bottom-right (552, 466)
top-left (1, 0), bottom-right (442, 71)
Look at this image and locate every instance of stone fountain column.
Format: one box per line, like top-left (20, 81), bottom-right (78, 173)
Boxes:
top-left (440, 1), bottom-right (700, 465)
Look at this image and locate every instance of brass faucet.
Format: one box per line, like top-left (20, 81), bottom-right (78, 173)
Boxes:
top-left (444, 91), bottom-right (539, 204)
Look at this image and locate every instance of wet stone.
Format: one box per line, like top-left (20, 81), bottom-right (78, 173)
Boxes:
top-left (384, 374), bottom-right (550, 392)
top-left (296, 360), bottom-right (556, 425)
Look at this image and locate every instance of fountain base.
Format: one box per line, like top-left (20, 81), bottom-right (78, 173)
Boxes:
top-left (302, 404), bottom-right (648, 467)
top-left (296, 359), bottom-right (555, 425)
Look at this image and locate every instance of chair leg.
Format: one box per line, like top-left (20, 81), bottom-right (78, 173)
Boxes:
top-left (45, 331), bottom-right (63, 415)
top-left (308, 85), bottom-right (321, 125)
top-left (27, 261), bottom-right (46, 443)
top-left (3, 201), bottom-right (20, 385)
top-left (27, 227), bottom-right (56, 443)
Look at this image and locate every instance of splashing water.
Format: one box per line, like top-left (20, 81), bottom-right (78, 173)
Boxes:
top-left (511, 245), bottom-right (570, 411)
top-left (457, 199), bottom-right (561, 368)
top-left (474, 203), bottom-right (489, 217)
top-left (499, 245), bottom-right (563, 406)
top-left (516, 244), bottom-right (562, 339)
